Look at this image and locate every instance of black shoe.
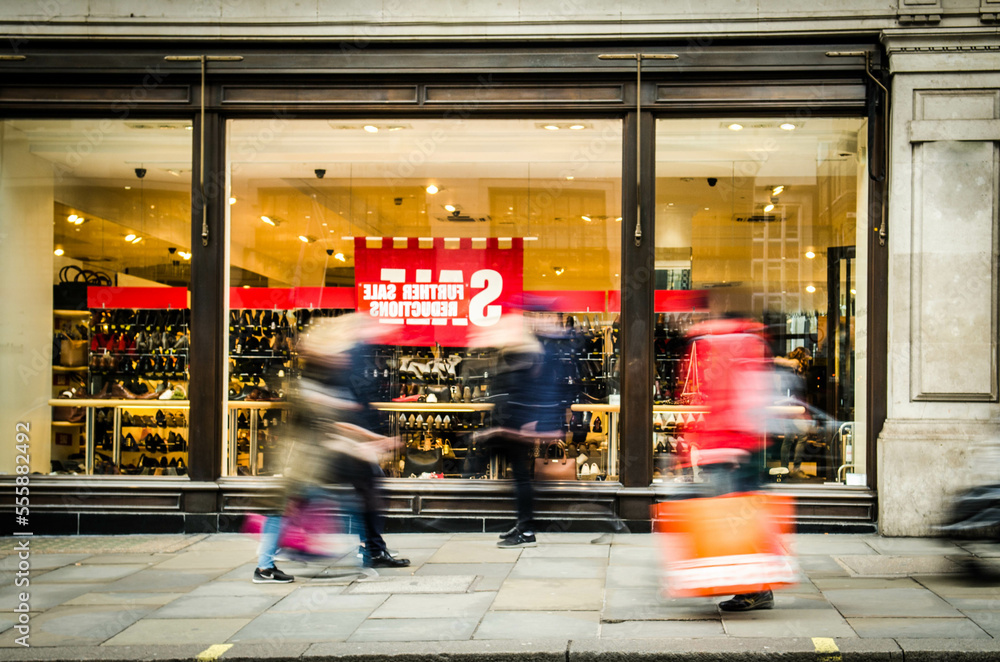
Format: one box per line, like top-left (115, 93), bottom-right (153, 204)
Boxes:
top-left (497, 531), bottom-right (536, 548)
top-left (719, 590), bottom-right (774, 612)
top-left (499, 526), bottom-right (520, 541)
top-left (364, 552), bottom-right (410, 568)
top-left (252, 566), bottom-right (294, 583)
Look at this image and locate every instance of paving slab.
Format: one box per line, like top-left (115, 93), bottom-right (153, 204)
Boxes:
top-left (382, 534), bottom-right (454, 549)
top-left (611, 533), bottom-right (657, 546)
top-left (914, 574), bottom-right (1000, 599)
top-left (63, 592), bottom-right (183, 607)
top-left (956, 542), bottom-right (1000, 558)
top-left (31, 564), bottom-right (148, 584)
top-left (0, 584), bottom-right (93, 611)
top-left (609, 546), bottom-right (657, 565)
top-left (789, 534), bottom-right (880, 556)
top-left (605, 564), bottom-right (661, 589)
top-left (493, 578), bottom-right (604, 611)
top-left (722, 607), bottom-right (858, 638)
top-left (228, 611), bottom-right (368, 643)
top-left (0, 604), bottom-right (153, 647)
top-left (414, 562), bottom-right (513, 578)
top-left (836, 555), bottom-right (966, 577)
top-left (959, 610), bottom-right (1000, 638)
top-left (426, 541), bottom-right (523, 564)
top-left (97, 569), bottom-right (230, 593)
top-left (344, 575), bottom-right (476, 594)
top-left (348, 616), bottom-right (479, 642)
top-left (509, 557), bottom-right (607, 580)
top-left (183, 581), bottom-right (300, 598)
top-left (798, 554), bottom-right (852, 578)
top-left (847, 617), bottom-right (990, 639)
top-left (103, 617), bottom-right (252, 645)
top-left (823, 588), bottom-right (964, 618)
top-left (895, 638), bottom-right (1000, 661)
top-left (368, 592), bottom-right (495, 619)
top-left (150, 593), bottom-right (283, 619)
top-left (0, 554), bottom-right (91, 572)
top-left (76, 554), bottom-right (162, 566)
top-left (603, 588), bottom-right (717, 621)
top-left (271, 588), bottom-right (384, 613)
top-left (812, 577), bottom-right (923, 590)
top-left (474, 611), bottom-right (600, 640)
top-left (471, 576), bottom-right (506, 591)
top-left (519, 544), bottom-right (609, 559)
top-left (152, 551), bottom-right (254, 570)
top-left (864, 537), bottom-right (965, 556)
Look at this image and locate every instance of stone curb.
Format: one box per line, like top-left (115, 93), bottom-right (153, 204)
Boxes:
top-left (5, 638), bottom-right (1000, 661)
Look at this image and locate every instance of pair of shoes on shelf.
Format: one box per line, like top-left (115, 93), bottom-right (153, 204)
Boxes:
top-left (580, 463), bottom-right (600, 477)
top-left (497, 529), bottom-right (537, 548)
top-left (364, 551), bottom-right (410, 568)
top-left (719, 590), bottom-right (774, 612)
top-left (252, 565), bottom-right (294, 583)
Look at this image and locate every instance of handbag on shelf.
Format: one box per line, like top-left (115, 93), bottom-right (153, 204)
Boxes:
top-left (59, 338), bottom-right (88, 367)
top-left (402, 447), bottom-right (444, 477)
top-left (534, 441), bottom-right (576, 481)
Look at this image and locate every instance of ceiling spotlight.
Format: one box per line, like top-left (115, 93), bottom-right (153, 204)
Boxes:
top-left (805, 251), bottom-right (816, 259)
top-left (363, 125), bottom-right (379, 133)
top-left (569, 124), bottom-right (585, 130)
top-left (229, 197), bottom-right (237, 205)
top-left (806, 285), bottom-right (816, 293)
top-left (615, 217), bottom-right (622, 222)
top-left (425, 184), bottom-right (439, 194)
top-left (124, 186), bottom-right (131, 190)
top-left (728, 123), bottom-right (744, 131)
top-left (772, 185), bottom-right (784, 195)
top-left (178, 251), bottom-right (191, 260)
top-left (125, 233), bottom-right (137, 242)
top-left (298, 235), bottom-right (313, 243)
top-left (334, 252), bottom-right (346, 262)
top-left (764, 204), bottom-right (775, 213)
top-left (553, 267), bottom-right (565, 275)
top-left (543, 125), bottom-right (559, 131)
top-left (780, 123), bottom-right (796, 131)
top-left (53, 248), bottom-right (64, 256)
top-left (260, 216), bottom-right (275, 226)
top-left (566, 176), bottom-right (574, 180)
top-left (581, 215), bottom-right (592, 222)
top-left (67, 214), bottom-right (78, 223)
top-left (444, 204), bottom-right (456, 212)
top-left (850, 289), bottom-right (857, 295)
top-left (131, 236), bottom-right (143, 244)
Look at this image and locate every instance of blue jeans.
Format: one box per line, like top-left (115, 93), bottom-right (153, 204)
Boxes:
top-left (257, 515), bottom-right (281, 569)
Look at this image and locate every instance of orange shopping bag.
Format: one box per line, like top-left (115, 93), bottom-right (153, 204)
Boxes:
top-left (652, 492), bottom-right (798, 598)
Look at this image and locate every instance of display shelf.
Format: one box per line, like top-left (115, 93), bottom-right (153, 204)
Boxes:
top-left (54, 309), bottom-right (92, 318)
top-left (53, 366), bottom-right (89, 373)
top-left (52, 421), bottom-right (86, 427)
top-left (373, 402), bottom-right (494, 413)
top-left (227, 401), bottom-right (289, 409)
top-left (48, 399), bottom-right (190, 408)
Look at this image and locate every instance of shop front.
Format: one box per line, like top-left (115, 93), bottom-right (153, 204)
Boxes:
top-left (0, 40), bottom-right (883, 534)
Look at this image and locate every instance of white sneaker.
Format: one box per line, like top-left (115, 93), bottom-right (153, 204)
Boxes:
top-left (580, 463), bottom-right (591, 477)
top-left (590, 463), bottom-right (600, 476)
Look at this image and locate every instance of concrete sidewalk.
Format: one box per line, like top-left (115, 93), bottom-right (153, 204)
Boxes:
top-left (2, 531), bottom-right (1000, 660)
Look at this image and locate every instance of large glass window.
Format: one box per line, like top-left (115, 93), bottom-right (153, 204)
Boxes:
top-left (653, 117), bottom-right (868, 486)
top-left (226, 119), bottom-right (622, 480)
top-left (0, 119), bottom-right (192, 477)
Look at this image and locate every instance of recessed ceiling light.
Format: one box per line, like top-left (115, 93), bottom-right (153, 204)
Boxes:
top-left (243, 285), bottom-right (250, 289)
top-left (260, 216), bottom-right (275, 226)
top-left (615, 217), bottom-right (622, 222)
top-left (178, 251), bottom-right (191, 260)
top-left (53, 248), bottom-right (64, 256)
top-left (704, 207), bottom-right (710, 211)
top-left (229, 197), bottom-right (237, 205)
top-left (764, 204), bottom-right (775, 213)
top-left (850, 289), bottom-right (857, 295)
top-left (780, 123), bottom-right (796, 131)
top-left (543, 125), bottom-right (559, 131)
top-left (363, 125), bottom-right (379, 133)
top-left (67, 214), bottom-right (78, 223)
top-left (772, 185), bottom-right (784, 195)
top-left (566, 176), bottom-right (574, 180)
top-left (805, 251), bottom-right (816, 259)
top-left (124, 186), bottom-right (131, 190)
top-left (806, 285), bottom-right (816, 293)
top-left (444, 204), bottom-right (456, 212)
top-left (581, 216), bottom-right (591, 222)
top-left (569, 124), bottom-right (585, 130)
top-left (131, 236), bottom-right (142, 244)
top-left (298, 235), bottom-right (311, 243)
top-left (334, 252), bottom-right (346, 262)
top-left (125, 233), bottom-right (136, 242)
top-left (728, 123), bottom-right (744, 131)
top-left (426, 185), bottom-right (439, 194)
top-left (553, 267), bottom-right (565, 275)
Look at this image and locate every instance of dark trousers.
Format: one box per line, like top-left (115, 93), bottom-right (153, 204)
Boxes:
top-left (333, 454), bottom-right (388, 558)
top-left (499, 435), bottom-right (535, 532)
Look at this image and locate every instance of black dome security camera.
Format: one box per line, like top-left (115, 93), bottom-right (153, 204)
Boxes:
top-left (394, 197), bottom-right (402, 206)
top-left (168, 247), bottom-right (177, 254)
top-left (707, 177), bottom-right (717, 187)
top-left (315, 169), bottom-right (326, 179)
top-left (135, 167), bottom-right (146, 179)
top-left (326, 249), bottom-right (334, 256)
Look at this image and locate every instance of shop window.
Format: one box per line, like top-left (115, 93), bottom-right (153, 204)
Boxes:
top-left (0, 119), bottom-right (193, 477)
top-left (653, 117), bottom-right (868, 487)
top-left (226, 119), bottom-right (622, 480)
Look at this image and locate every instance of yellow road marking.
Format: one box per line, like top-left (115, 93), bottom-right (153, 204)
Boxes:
top-left (196, 644), bottom-right (233, 661)
top-left (812, 637), bottom-right (841, 662)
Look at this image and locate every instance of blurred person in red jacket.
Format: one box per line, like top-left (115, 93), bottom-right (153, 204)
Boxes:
top-left (680, 314), bottom-right (778, 611)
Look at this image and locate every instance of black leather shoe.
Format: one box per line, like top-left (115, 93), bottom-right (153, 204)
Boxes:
top-left (364, 552), bottom-right (410, 568)
top-left (719, 590), bottom-right (774, 612)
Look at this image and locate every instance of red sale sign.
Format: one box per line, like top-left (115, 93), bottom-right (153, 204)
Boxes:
top-left (354, 237), bottom-right (524, 346)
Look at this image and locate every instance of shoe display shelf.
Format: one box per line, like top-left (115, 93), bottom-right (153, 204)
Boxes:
top-left (227, 401), bottom-right (290, 477)
top-left (51, 310), bottom-right (93, 473)
top-left (45, 398), bottom-right (191, 476)
top-left (373, 401), bottom-right (495, 479)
